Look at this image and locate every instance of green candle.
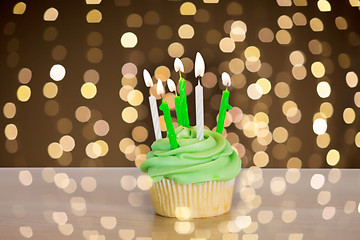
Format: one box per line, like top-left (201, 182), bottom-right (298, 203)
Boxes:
top-left (159, 101), bottom-right (179, 149)
top-left (178, 77), bottom-right (190, 127)
top-left (216, 72), bottom-right (233, 134)
top-left (216, 90), bottom-right (232, 134)
top-left (167, 78), bottom-right (183, 127)
top-left (174, 95), bottom-right (183, 126)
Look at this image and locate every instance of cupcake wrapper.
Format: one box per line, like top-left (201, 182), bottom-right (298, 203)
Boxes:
top-left (150, 178), bottom-right (235, 218)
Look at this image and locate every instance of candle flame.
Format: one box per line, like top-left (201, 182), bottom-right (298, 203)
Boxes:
top-left (143, 69), bottom-right (153, 87)
top-left (174, 58), bottom-right (184, 72)
top-left (221, 72), bottom-right (231, 87)
top-left (156, 79), bottom-right (165, 96)
top-left (167, 79), bottom-right (176, 93)
top-left (195, 52), bottom-right (205, 78)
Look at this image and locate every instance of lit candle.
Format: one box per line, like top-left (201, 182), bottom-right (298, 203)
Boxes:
top-left (143, 69), bottom-right (162, 140)
top-left (174, 58), bottom-right (190, 127)
top-left (216, 72), bottom-right (233, 134)
top-left (167, 79), bottom-right (183, 126)
top-left (195, 52), bottom-right (205, 140)
top-left (157, 79), bottom-right (179, 149)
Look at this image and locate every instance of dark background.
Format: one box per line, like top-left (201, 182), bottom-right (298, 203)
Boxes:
top-left (1, 0), bottom-right (360, 168)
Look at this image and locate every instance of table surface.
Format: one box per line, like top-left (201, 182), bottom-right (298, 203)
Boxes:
top-left (1, 168), bottom-right (359, 240)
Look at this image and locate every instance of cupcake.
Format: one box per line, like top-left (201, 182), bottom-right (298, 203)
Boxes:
top-left (140, 126), bottom-right (241, 218)
top-left (140, 53), bottom-right (241, 218)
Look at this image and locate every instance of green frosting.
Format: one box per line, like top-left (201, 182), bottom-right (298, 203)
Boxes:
top-left (140, 126), bottom-right (241, 184)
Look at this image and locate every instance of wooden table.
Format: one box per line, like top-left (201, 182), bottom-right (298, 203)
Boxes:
top-left (1, 168), bottom-right (359, 239)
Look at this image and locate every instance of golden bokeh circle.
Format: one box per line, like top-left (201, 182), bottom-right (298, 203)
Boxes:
top-left (81, 82), bottom-right (97, 99)
top-left (122, 107), bottom-right (138, 124)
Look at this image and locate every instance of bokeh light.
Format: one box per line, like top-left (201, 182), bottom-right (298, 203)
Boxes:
top-left (81, 82), bottom-right (97, 99)
top-left (121, 32), bottom-right (138, 48)
top-left (43, 82), bottom-right (58, 99)
top-left (317, 81), bottom-right (331, 98)
top-left (3, 102), bottom-right (16, 119)
top-left (44, 7), bottom-right (59, 21)
top-left (180, 2), bottom-right (196, 15)
top-left (326, 149), bottom-right (340, 166)
top-left (178, 24), bottom-right (195, 39)
top-left (313, 118), bottom-right (327, 135)
top-left (86, 9), bottom-right (102, 23)
top-left (13, 2), bottom-right (26, 14)
top-left (18, 68), bottom-right (32, 84)
top-left (50, 64), bottom-right (66, 81)
top-left (48, 142), bottom-right (63, 159)
top-left (122, 107), bottom-right (138, 124)
top-left (17, 85), bottom-right (31, 102)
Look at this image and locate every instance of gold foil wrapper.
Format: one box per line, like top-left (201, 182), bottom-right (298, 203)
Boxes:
top-left (150, 178), bottom-right (235, 218)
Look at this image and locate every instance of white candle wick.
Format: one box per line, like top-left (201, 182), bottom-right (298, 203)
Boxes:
top-left (221, 72), bottom-right (231, 87)
top-left (143, 69), bottom-right (153, 87)
top-left (195, 52), bottom-right (205, 78)
top-left (174, 58), bottom-right (184, 73)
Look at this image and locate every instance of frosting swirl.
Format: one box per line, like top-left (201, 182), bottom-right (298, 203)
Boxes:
top-left (140, 126), bottom-right (241, 184)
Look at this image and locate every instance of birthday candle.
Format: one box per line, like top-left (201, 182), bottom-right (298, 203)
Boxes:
top-left (174, 58), bottom-right (190, 127)
top-left (195, 52), bottom-right (205, 140)
top-left (216, 72), bottom-right (233, 134)
top-left (167, 79), bottom-right (183, 126)
top-left (157, 79), bottom-right (179, 149)
top-left (143, 69), bottom-right (162, 140)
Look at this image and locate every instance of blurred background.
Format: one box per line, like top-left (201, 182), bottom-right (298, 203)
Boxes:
top-left (1, 0), bottom-right (360, 168)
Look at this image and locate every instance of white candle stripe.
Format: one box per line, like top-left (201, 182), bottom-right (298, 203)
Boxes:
top-left (195, 82), bottom-right (204, 140)
top-left (149, 95), bottom-right (162, 140)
